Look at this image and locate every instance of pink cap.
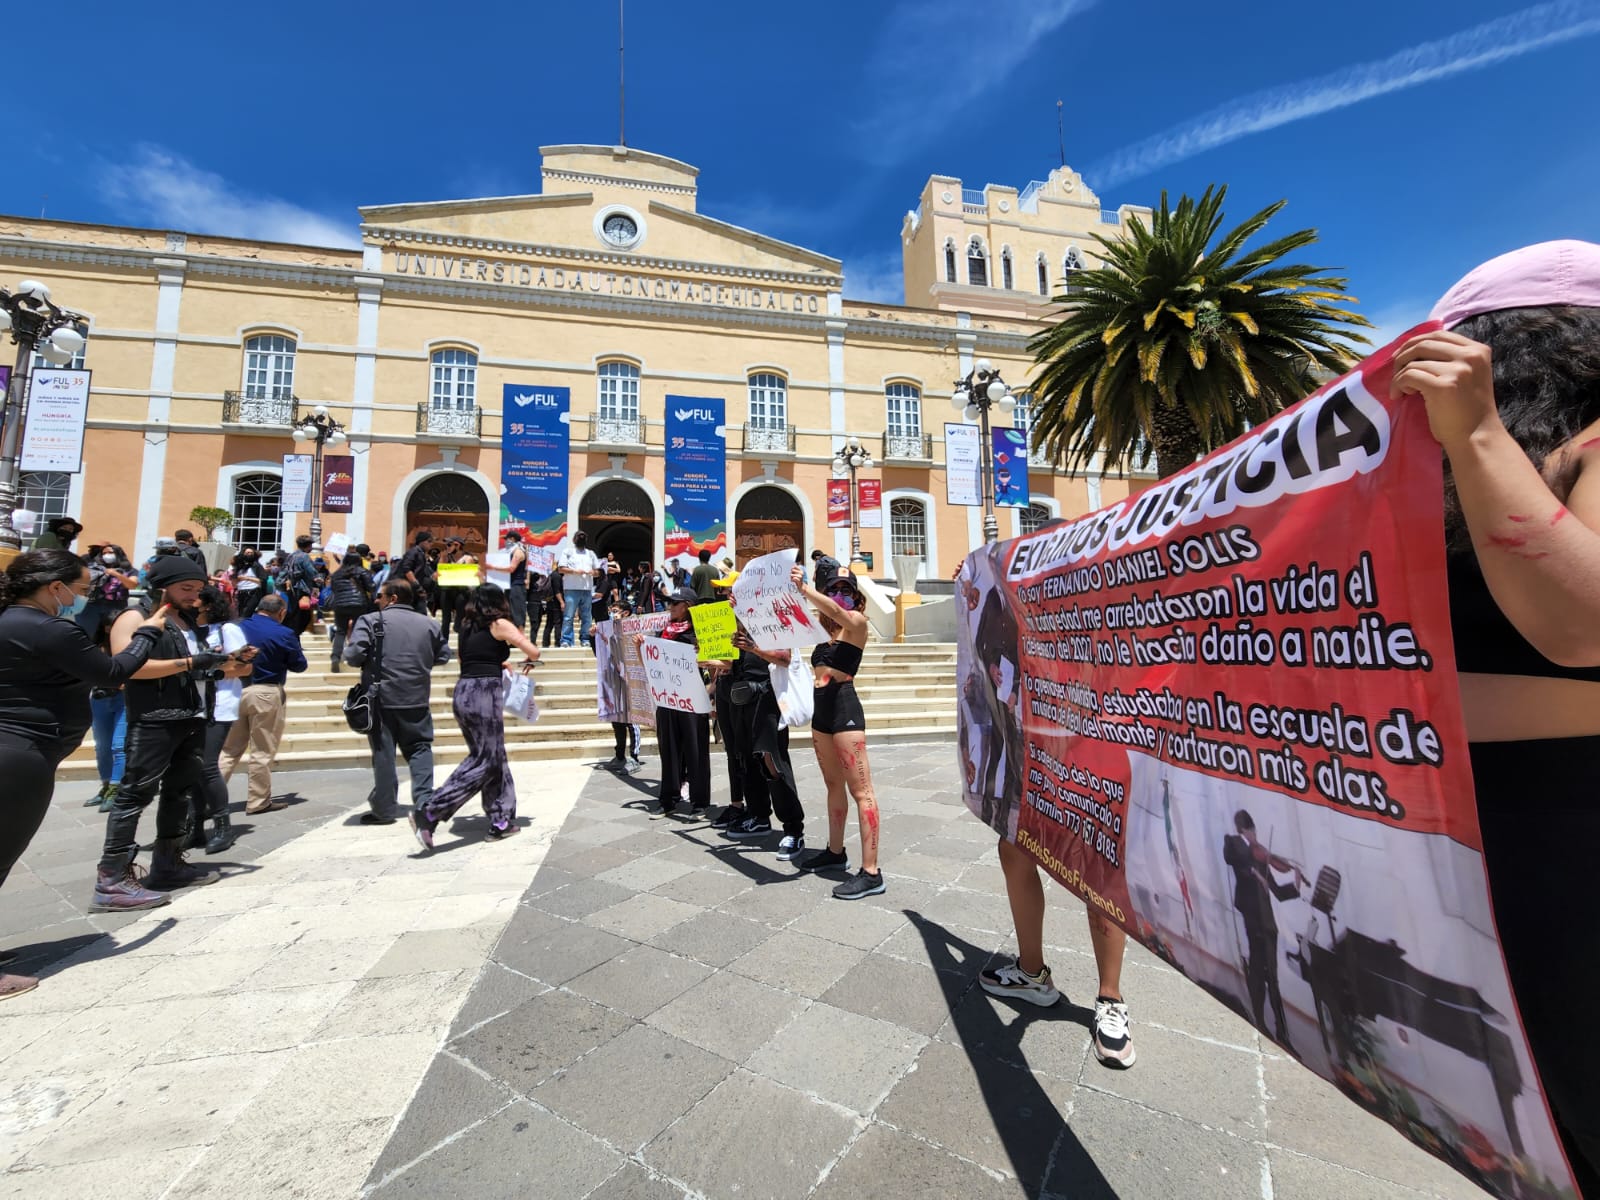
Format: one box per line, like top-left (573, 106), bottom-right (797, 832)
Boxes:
top-left (1430, 239), bottom-right (1600, 329)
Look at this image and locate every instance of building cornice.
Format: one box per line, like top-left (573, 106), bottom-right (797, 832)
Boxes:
top-left (357, 192), bottom-right (592, 222)
top-left (541, 168), bottom-right (695, 197)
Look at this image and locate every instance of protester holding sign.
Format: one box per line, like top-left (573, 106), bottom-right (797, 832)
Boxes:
top-left (640, 588), bottom-right (711, 818)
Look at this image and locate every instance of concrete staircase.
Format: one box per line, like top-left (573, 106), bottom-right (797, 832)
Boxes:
top-left (60, 637), bottom-right (961, 781)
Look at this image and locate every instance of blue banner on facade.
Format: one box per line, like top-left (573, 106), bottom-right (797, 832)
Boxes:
top-left (992, 426), bottom-right (1030, 508)
top-left (664, 394), bottom-right (726, 559)
top-left (500, 383), bottom-right (570, 549)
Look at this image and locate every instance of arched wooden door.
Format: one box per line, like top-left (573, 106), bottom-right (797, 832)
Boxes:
top-left (405, 473), bottom-right (490, 556)
top-left (579, 479), bottom-right (655, 567)
top-left (734, 485), bottom-right (804, 568)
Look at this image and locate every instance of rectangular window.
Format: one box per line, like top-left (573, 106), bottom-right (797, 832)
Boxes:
top-left (886, 383), bottom-right (921, 439)
top-left (889, 499), bottom-right (928, 563)
top-left (243, 334), bottom-right (295, 400)
top-left (748, 373), bottom-right (787, 429)
top-left (597, 361), bottom-right (640, 422)
top-left (430, 349), bottom-right (477, 411)
top-left (18, 472), bottom-right (70, 523)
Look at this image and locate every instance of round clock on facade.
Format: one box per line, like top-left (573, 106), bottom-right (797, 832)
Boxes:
top-left (602, 213), bottom-right (638, 247)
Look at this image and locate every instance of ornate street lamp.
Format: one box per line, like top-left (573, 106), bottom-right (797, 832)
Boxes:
top-left (831, 434), bottom-right (874, 569)
top-left (291, 405), bottom-right (346, 550)
top-left (951, 357), bottom-right (1016, 544)
top-left (0, 281), bottom-right (89, 551)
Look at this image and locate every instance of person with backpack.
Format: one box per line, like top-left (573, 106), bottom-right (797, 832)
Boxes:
top-left (328, 545), bottom-right (377, 672)
top-left (280, 535), bottom-right (321, 638)
top-left (393, 531), bottom-right (435, 614)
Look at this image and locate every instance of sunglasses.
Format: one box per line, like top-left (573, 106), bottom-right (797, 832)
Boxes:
top-left (824, 587), bottom-right (860, 611)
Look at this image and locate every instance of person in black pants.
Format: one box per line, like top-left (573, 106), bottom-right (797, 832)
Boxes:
top-left (0, 551), bottom-right (188, 999)
top-left (504, 531), bottom-right (529, 630)
top-left (327, 545), bottom-right (376, 672)
top-left (720, 629), bottom-right (806, 859)
top-left (1222, 809), bottom-right (1303, 1051)
top-left (643, 589), bottom-right (710, 817)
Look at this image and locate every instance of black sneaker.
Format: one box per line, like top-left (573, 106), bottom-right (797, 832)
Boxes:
top-left (601, 756), bottom-right (626, 771)
top-left (710, 805), bottom-right (745, 830)
top-left (723, 816), bottom-right (773, 840)
top-left (796, 846), bottom-right (850, 873)
top-left (777, 834), bottom-right (805, 861)
top-left (832, 869), bottom-right (886, 901)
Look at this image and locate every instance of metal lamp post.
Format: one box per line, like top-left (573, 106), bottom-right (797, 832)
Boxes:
top-left (951, 358), bottom-right (1016, 544)
top-left (831, 434), bottom-right (874, 569)
top-left (291, 405), bottom-right (346, 550)
top-left (0, 281), bottom-right (88, 551)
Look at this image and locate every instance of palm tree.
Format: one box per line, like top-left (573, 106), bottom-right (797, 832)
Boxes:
top-left (1027, 185), bottom-right (1370, 480)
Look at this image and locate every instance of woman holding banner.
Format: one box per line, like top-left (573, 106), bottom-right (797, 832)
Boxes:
top-left (1398, 240), bottom-right (1600, 1192)
top-left (789, 566), bottom-right (883, 900)
top-left (643, 588), bottom-right (710, 817)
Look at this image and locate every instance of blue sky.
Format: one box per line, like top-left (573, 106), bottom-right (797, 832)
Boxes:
top-left (4, 0), bottom-right (1598, 344)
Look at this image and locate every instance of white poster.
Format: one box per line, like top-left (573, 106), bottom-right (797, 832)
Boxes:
top-left (484, 549), bottom-right (513, 590)
top-left (21, 369), bottom-right (91, 472)
top-left (282, 454), bottom-right (314, 513)
top-left (640, 635), bottom-right (712, 714)
top-left (729, 548), bottom-right (829, 652)
top-left (528, 547), bottom-right (556, 576)
top-left (945, 422), bottom-right (981, 507)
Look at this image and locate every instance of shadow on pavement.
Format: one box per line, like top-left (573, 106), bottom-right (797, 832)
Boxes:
top-left (907, 910), bottom-right (1113, 1199)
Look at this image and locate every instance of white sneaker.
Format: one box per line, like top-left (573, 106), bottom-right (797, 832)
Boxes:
top-left (979, 958), bottom-right (1061, 1007)
top-left (1092, 996), bottom-right (1136, 1068)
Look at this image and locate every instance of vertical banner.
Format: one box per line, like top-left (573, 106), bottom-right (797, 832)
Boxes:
top-left (501, 384), bottom-right (571, 549)
top-left (664, 395), bottom-right (726, 559)
top-left (21, 369), bottom-right (91, 472)
top-left (827, 480), bottom-right (851, 528)
top-left (945, 422), bottom-right (981, 506)
top-left (857, 479), bottom-right (883, 529)
top-left (956, 330), bottom-right (1578, 1198)
top-left (282, 454), bottom-right (314, 514)
top-left (991, 426), bottom-right (1030, 508)
top-left (321, 454), bottom-right (355, 513)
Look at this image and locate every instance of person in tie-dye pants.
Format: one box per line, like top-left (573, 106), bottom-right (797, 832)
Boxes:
top-left (410, 584), bottom-right (541, 850)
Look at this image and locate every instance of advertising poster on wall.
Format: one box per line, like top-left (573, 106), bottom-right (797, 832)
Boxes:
top-left (945, 422), bottom-right (981, 507)
top-left (321, 454), bottom-right (355, 513)
top-left (857, 479), bottom-right (883, 529)
top-left (955, 329), bottom-right (1579, 1198)
top-left (21, 369), bottom-right (91, 473)
top-left (826, 480), bottom-right (850, 528)
top-left (991, 427), bottom-right (1030, 508)
top-left (500, 383), bottom-right (571, 549)
top-left (664, 395), bottom-right (726, 558)
top-left (281, 454), bottom-right (314, 513)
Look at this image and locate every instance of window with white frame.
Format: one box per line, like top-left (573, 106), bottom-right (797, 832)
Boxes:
top-left (889, 498), bottom-right (928, 563)
top-left (885, 382), bottom-right (923, 458)
top-left (747, 373), bottom-right (787, 429)
top-left (18, 472), bottom-right (70, 523)
top-left (31, 332), bottom-right (88, 371)
top-left (430, 348), bottom-right (477, 411)
top-left (1037, 255), bottom-right (1049, 296)
top-left (944, 241), bottom-right (957, 284)
top-left (243, 333), bottom-right (295, 399)
top-left (1001, 248), bottom-right (1014, 291)
top-left (1021, 502), bottom-right (1052, 535)
top-left (230, 473), bottom-right (282, 552)
top-left (596, 359), bottom-right (641, 442)
top-left (967, 238), bottom-right (987, 287)
top-left (1064, 246), bottom-right (1084, 291)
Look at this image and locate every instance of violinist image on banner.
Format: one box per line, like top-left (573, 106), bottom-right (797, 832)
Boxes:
top-left (1222, 808), bottom-right (1304, 1053)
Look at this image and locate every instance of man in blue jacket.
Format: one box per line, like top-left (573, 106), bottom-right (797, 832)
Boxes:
top-left (219, 593), bottom-right (308, 814)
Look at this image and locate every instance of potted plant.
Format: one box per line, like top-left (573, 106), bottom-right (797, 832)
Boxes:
top-left (188, 506), bottom-right (235, 572)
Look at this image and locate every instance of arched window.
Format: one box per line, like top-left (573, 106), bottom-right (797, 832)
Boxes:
top-left (1021, 502), bottom-right (1052, 535)
top-left (231, 473), bottom-right (283, 552)
top-left (889, 498), bottom-right (928, 564)
top-left (243, 333), bottom-right (295, 400)
top-left (430, 347), bottom-right (477, 411)
top-left (596, 359), bottom-right (641, 442)
top-left (967, 237), bottom-right (987, 287)
top-left (1037, 254), bottom-right (1050, 297)
top-left (885, 382), bottom-right (923, 458)
top-left (944, 240), bottom-right (958, 284)
top-left (1063, 246), bottom-right (1085, 293)
top-left (1001, 248), bottom-right (1014, 291)
top-left (747, 372), bottom-right (789, 452)
top-left (18, 472), bottom-right (70, 523)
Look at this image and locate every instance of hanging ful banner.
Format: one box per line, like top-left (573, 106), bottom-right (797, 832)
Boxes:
top-left (500, 384), bottom-right (570, 549)
top-left (991, 426), bottom-right (1030, 509)
top-left (664, 395), bottom-right (726, 559)
top-left (956, 329), bottom-right (1578, 1199)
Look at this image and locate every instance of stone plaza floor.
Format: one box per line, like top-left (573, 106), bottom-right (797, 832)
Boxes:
top-left (0, 744), bottom-right (1490, 1199)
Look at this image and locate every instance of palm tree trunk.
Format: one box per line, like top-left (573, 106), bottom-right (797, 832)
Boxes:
top-left (1148, 405), bottom-right (1204, 481)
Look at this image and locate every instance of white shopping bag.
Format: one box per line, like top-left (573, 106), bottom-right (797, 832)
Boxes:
top-left (502, 670), bottom-right (540, 724)
top-left (770, 655), bottom-right (813, 729)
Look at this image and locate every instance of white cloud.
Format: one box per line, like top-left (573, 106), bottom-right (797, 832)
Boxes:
top-left (1364, 299), bottom-right (1434, 350)
top-left (843, 250), bottom-right (906, 304)
top-left (99, 146), bottom-right (358, 248)
top-left (1087, 1), bottom-right (1600, 190)
top-left (855, 0), bottom-right (1098, 161)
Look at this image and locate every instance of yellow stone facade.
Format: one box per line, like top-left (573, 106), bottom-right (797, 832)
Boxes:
top-left (0, 144), bottom-right (1152, 578)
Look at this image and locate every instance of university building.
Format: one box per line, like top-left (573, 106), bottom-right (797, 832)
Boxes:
top-left (0, 144), bottom-right (1154, 578)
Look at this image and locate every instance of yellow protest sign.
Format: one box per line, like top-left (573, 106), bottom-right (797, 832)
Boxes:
top-left (690, 601), bottom-right (736, 661)
top-left (437, 562), bottom-right (481, 588)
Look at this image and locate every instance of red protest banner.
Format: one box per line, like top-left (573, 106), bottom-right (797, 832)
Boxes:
top-left (827, 480), bottom-right (850, 528)
top-left (857, 479), bottom-right (883, 529)
top-left (321, 455), bottom-right (355, 513)
top-left (956, 330), bottom-right (1578, 1198)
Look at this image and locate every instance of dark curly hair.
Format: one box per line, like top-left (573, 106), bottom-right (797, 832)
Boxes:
top-left (461, 583), bottom-right (510, 634)
top-left (1444, 305), bottom-right (1600, 552)
top-left (0, 549), bottom-right (87, 612)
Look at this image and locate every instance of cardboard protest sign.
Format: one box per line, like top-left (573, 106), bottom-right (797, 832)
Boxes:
top-left (528, 547), bottom-right (556, 576)
top-left (729, 549), bottom-right (828, 652)
top-left (956, 328), bottom-right (1578, 1197)
top-left (484, 550), bottom-right (513, 591)
top-left (595, 613), bottom-right (669, 727)
top-left (323, 533), bottom-right (350, 561)
top-left (690, 601), bottom-right (737, 661)
top-left (641, 636), bottom-right (711, 714)
top-left (437, 562), bottom-right (481, 589)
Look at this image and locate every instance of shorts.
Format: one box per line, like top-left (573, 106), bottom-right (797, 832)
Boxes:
top-left (812, 679), bottom-right (866, 735)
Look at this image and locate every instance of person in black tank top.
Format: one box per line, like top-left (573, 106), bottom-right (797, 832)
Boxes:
top-left (789, 565), bottom-right (883, 901)
top-left (410, 584), bottom-right (541, 851)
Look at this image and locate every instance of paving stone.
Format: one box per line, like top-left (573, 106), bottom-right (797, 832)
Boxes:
top-left (1268, 1149), bottom-right (1482, 1200)
top-left (451, 989), bottom-right (633, 1092)
top-left (647, 909), bottom-right (772, 968)
top-left (713, 878), bottom-right (829, 928)
top-left (372, 1101), bottom-right (619, 1198)
top-left (533, 877), bottom-right (639, 920)
top-left (642, 1071), bottom-right (855, 1200)
top-left (239, 1032), bottom-right (437, 1126)
top-left (596, 855), bottom-right (697, 893)
top-left (648, 868), bottom-right (753, 908)
top-left (645, 971), bottom-right (809, 1064)
top-left (365, 925), bottom-right (497, 978)
top-left (523, 865), bottom-right (582, 898)
top-left (583, 893), bottom-right (700, 942)
top-left (315, 968), bottom-right (469, 1038)
top-left (563, 820), bottom-right (646, 847)
top-left (448, 962), bottom-right (550, 1037)
top-left (909, 835), bottom-right (994, 864)
top-left (1079, 1021), bottom-right (1260, 1134)
top-left (787, 895), bottom-right (908, 951)
top-left (534, 1024), bottom-right (734, 1152)
top-left (820, 952), bottom-right (978, 1037)
top-left (582, 1162), bottom-right (691, 1200)
top-left (877, 850), bottom-right (972, 886)
top-left (0, 1145), bottom-right (197, 1200)
top-left (1127, 957), bottom-right (1262, 1050)
top-left (813, 1122), bottom-right (1023, 1200)
top-left (539, 846), bottom-right (638, 879)
top-left (914, 887), bottom-right (1018, 936)
top-left (876, 916), bottom-right (1004, 975)
top-left (745, 1001), bottom-right (926, 1114)
top-left (493, 919), bottom-right (631, 985)
top-left (875, 1038), bottom-right (1077, 1188)
top-left (366, 1052), bottom-right (514, 1183)
top-left (1040, 1086), bottom-right (1261, 1200)
top-left (565, 944), bottom-right (714, 1020)
top-left (728, 929), bottom-right (868, 998)
top-left (932, 980), bottom-right (1093, 1078)
top-left (167, 1116), bottom-right (392, 1200)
